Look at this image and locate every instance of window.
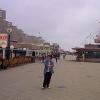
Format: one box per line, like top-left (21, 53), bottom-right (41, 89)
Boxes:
top-left (97, 45), bottom-right (100, 48)
top-left (85, 51), bottom-right (100, 58)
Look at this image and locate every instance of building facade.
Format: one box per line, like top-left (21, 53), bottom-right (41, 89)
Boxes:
top-left (0, 9), bottom-right (6, 19)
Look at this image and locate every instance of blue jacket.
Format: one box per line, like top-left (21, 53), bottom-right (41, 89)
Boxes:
top-left (44, 59), bottom-right (54, 74)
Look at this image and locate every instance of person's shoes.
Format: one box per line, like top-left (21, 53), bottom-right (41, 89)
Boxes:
top-left (47, 86), bottom-right (51, 89)
top-left (41, 87), bottom-right (45, 89)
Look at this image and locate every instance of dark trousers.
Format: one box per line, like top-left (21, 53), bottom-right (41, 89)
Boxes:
top-left (43, 72), bottom-right (52, 88)
top-left (56, 58), bottom-right (57, 62)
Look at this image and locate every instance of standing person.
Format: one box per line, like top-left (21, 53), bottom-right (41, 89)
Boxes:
top-left (54, 54), bottom-right (58, 63)
top-left (63, 53), bottom-right (66, 60)
top-left (82, 53), bottom-right (85, 62)
top-left (42, 55), bottom-right (54, 89)
top-left (42, 54), bottom-right (45, 63)
top-left (55, 55), bottom-right (58, 63)
top-left (58, 53), bottom-right (60, 60)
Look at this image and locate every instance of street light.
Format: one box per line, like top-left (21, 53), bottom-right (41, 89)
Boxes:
top-left (10, 45), bottom-right (14, 58)
top-left (23, 48), bottom-right (26, 56)
top-left (1, 44), bottom-right (6, 69)
top-left (6, 27), bottom-right (12, 59)
top-left (2, 44), bottom-right (6, 59)
top-left (23, 48), bottom-right (26, 51)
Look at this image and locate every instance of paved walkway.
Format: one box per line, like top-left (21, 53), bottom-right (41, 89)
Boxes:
top-left (0, 56), bottom-right (100, 100)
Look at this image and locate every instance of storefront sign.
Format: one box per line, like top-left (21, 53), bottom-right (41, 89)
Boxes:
top-left (95, 38), bottom-right (100, 43)
top-left (95, 35), bottom-right (100, 43)
top-left (0, 34), bottom-right (8, 48)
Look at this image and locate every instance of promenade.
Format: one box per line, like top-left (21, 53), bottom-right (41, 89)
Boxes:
top-left (0, 55), bottom-right (100, 100)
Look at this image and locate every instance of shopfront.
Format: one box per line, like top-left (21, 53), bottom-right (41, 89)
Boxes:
top-left (73, 48), bottom-right (100, 62)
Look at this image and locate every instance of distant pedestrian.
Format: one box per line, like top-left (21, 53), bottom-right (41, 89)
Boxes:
top-left (42, 55), bottom-right (54, 89)
top-left (63, 53), bottom-right (66, 60)
top-left (55, 56), bottom-right (58, 62)
top-left (42, 54), bottom-right (45, 63)
top-left (58, 53), bottom-right (60, 60)
top-left (82, 53), bottom-right (85, 62)
top-left (54, 54), bottom-right (58, 63)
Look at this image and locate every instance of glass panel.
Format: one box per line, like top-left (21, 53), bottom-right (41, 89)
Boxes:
top-left (85, 51), bottom-right (100, 58)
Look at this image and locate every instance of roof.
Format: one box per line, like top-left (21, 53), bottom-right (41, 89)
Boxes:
top-left (72, 47), bottom-right (100, 52)
top-left (14, 43), bottom-right (41, 50)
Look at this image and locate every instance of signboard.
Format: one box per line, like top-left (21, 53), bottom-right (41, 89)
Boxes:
top-left (95, 38), bottom-right (100, 43)
top-left (94, 35), bottom-right (100, 43)
top-left (0, 34), bottom-right (8, 48)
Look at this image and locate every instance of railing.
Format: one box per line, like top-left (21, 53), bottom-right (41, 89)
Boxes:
top-left (0, 56), bottom-right (35, 69)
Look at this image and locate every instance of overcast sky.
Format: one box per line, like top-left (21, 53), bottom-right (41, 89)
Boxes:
top-left (0, 0), bottom-right (100, 50)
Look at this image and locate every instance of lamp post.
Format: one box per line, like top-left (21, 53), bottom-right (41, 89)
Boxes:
top-left (2, 44), bottom-right (6, 59)
top-left (10, 45), bottom-right (14, 58)
top-left (1, 44), bottom-right (6, 69)
top-left (6, 27), bottom-right (12, 60)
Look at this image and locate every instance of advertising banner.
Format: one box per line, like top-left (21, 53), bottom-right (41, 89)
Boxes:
top-left (0, 34), bottom-right (8, 48)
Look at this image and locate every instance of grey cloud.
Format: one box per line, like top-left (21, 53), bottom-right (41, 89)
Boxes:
top-left (0, 0), bottom-right (100, 50)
